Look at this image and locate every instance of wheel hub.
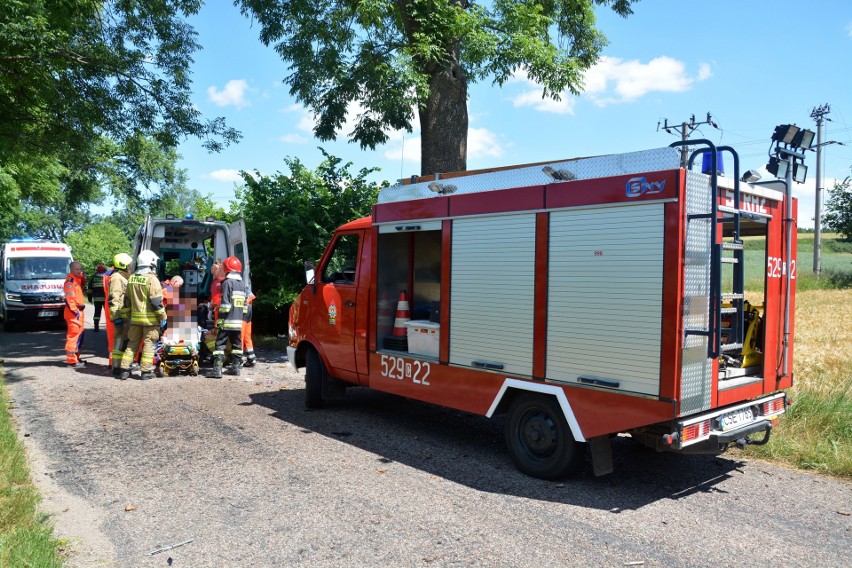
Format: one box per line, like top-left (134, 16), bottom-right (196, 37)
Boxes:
top-left (521, 411), bottom-right (558, 457)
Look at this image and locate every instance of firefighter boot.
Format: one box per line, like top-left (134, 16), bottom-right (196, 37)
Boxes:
top-left (244, 351), bottom-right (256, 367)
top-left (208, 357), bottom-right (223, 379)
top-left (139, 370), bottom-right (155, 380)
top-left (227, 359), bottom-right (242, 377)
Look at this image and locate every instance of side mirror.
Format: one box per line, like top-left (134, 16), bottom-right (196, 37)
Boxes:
top-left (304, 261), bottom-right (316, 293)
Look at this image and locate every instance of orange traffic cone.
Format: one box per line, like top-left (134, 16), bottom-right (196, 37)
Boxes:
top-left (393, 290), bottom-right (411, 337)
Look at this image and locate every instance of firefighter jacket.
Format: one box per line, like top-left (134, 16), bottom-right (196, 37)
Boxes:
top-left (219, 273), bottom-right (246, 330)
top-left (127, 268), bottom-right (166, 326)
top-left (63, 272), bottom-right (86, 315)
top-left (108, 269), bottom-right (131, 321)
top-left (88, 271), bottom-right (106, 302)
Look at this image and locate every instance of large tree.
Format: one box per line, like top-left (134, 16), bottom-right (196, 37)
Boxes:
top-left (0, 0), bottom-right (240, 240)
top-left (237, 0), bottom-right (633, 175)
top-left (0, 0), bottom-right (238, 162)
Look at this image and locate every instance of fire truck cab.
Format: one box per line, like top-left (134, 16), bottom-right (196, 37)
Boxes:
top-left (288, 142), bottom-right (794, 479)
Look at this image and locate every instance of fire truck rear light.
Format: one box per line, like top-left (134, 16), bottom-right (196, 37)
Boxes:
top-left (681, 419), bottom-right (711, 443)
top-left (663, 433), bottom-right (675, 445)
top-left (761, 397), bottom-right (785, 415)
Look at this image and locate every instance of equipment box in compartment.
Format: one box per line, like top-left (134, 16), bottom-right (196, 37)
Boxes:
top-left (405, 320), bottom-right (439, 358)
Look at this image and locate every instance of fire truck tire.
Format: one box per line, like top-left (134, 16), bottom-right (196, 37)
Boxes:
top-left (305, 348), bottom-right (325, 409)
top-left (505, 393), bottom-right (582, 480)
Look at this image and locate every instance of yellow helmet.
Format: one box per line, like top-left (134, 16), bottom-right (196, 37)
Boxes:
top-left (113, 253), bottom-right (133, 270)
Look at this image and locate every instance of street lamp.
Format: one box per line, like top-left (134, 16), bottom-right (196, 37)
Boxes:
top-left (766, 122), bottom-right (813, 378)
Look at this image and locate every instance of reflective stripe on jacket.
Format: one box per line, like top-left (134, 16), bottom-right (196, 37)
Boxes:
top-left (89, 274), bottom-right (106, 301)
top-left (128, 271), bottom-right (166, 325)
top-left (219, 274), bottom-right (246, 330)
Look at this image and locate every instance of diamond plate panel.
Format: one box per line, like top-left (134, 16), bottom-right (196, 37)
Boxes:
top-left (680, 170), bottom-right (713, 415)
top-left (379, 147), bottom-right (682, 204)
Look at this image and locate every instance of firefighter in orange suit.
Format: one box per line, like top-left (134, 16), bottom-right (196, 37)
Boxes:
top-left (63, 261), bottom-right (87, 368)
top-left (108, 253), bottom-right (133, 378)
top-left (119, 250), bottom-right (166, 380)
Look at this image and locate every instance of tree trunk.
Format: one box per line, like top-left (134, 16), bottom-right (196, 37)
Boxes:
top-left (419, 57), bottom-right (468, 176)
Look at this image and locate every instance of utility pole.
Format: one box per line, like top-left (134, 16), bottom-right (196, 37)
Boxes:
top-left (658, 113), bottom-right (720, 168)
top-left (811, 104), bottom-right (831, 276)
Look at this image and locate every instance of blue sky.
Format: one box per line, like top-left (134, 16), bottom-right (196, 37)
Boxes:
top-left (178, 1), bottom-right (852, 228)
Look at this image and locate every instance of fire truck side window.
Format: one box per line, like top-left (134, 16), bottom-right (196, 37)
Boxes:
top-left (322, 234), bottom-right (360, 284)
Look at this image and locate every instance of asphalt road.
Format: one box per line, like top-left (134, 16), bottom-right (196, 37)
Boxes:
top-left (2, 307), bottom-right (850, 567)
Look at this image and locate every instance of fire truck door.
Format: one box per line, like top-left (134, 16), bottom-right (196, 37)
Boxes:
top-left (313, 231), bottom-right (362, 377)
top-left (228, 219), bottom-right (251, 293)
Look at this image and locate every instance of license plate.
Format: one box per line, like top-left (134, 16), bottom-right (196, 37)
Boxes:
top-left (719, 407), bottom-right (755, 431)
top-left (37, 310), bottom-right (58, 317)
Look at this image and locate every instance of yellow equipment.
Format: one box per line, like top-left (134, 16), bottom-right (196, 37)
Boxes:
top-left (720, 301), bottom-right (764, 368)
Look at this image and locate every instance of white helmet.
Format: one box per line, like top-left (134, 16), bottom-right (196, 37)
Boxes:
top-left (137, 249), bottom-right (159, 268)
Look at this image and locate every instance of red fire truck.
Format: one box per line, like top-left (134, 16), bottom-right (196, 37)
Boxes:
top-left (287, 141), bottom-right (794, 479)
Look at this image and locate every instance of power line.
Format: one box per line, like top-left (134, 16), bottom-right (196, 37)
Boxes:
top-left (657, 112), bottom-right (721, 167)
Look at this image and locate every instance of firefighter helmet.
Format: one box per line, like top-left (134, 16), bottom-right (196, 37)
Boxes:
top-left (113, 253), bottom-right (133, 270)
top-left (223, 256), bottom-right (242, 274)
top-left (137, 249), bottom-right (159, 268)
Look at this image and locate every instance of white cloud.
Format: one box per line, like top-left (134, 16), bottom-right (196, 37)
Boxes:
top-left (512, 89), bottom-right (577, 115)
top-left (585, 56), bottom-right (702, 106)
top-left (204, 169), bottom-right (244, 183)
top-left (847, 21), bottom-right (852, 36)
top-left (207, 79), bottom-right (251, 108)
top-left (468, 128), bottom-right (505, 159)
top-left (384, 135), bottom-right (421, 164)
top-left (279, 133), bottom-right (308, 144)
top-left (510, 57), bottom-right (711, 113)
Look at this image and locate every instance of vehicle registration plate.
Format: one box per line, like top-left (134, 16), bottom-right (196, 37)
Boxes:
top-left (719, 407), bottom-right (755, 431)
top-left (37, 310), bottom-right (58, 317)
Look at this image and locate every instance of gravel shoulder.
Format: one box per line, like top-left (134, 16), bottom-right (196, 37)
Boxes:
top-left (2, 307), bottom-right (851, 567)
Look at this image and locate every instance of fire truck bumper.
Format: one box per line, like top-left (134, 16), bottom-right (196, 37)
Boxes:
top-left (667, 392), bottom-right (787, 454)
top-left (286, 346), bottom-right (298, 371)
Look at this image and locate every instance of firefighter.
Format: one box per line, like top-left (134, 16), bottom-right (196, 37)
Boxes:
top-left (242, 285), bottom-right (256, 367)
top-left (209, 256), bottom-right (246, 378)
top-left (87, 263), bottom-right (107, 332)
top-left (63, 261), bottom-right (87, 368)
top-left (108, 253), bottom-right (133, 379)
top-left (119, 250), bottom-right (166, 380)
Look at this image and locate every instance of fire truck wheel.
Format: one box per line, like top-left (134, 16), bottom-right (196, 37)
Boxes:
top-left (505, 393), bottom-right (582, 480)
top-left (305, 348), bottom-right (326, 409)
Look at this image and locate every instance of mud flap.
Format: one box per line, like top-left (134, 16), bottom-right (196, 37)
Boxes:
top-left (589, 436), bottom-right (614, 477)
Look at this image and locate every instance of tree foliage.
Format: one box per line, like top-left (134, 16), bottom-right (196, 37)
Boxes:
top-left (823, 177), bottom-right (852, 240)
top-left (0, 0), bottom-right (238, 162)
top-left (233, 150), bottom-right (384, 331)
top-left (237, 0), bottom-right (633, 174)
top-left (0, 1), bottom-right (240, 241)
top-left (65, 222), bottom-right (132, 278)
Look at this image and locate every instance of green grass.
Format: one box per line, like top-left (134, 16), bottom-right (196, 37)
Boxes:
top-left (744, 288), bottom-right (852, 478)
top-left (724, 233), bottom-right (852, 292)
top-left (0, 373), bottom-right (65, 567)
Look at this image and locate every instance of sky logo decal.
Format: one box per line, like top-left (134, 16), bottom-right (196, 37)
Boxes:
top-left (626, 177), bottom-right (665, 197)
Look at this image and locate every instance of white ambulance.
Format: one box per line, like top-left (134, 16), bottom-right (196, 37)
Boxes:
top-left (0, 241), bottom-right (73, 331)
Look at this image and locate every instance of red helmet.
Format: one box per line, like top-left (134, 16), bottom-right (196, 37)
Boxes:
top-left (223, 256), bottom-right (242, 274)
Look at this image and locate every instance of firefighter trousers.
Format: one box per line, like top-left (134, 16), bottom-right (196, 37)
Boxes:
top-left (92, 301), bottom-right (104, 329)
top-left (121, 325), bottom-right (159, 373)
top-left (213, 328), bottom-right (242, 365)
top-left (111, 322), bottom-right (131, 371)
top-left (64, 308), bottom-right (85, 364)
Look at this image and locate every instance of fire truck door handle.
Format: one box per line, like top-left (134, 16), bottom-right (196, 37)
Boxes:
top-left (472, 360), bottom-right (504, 370)
top-left (344, 300), bottom-right (356, 307)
